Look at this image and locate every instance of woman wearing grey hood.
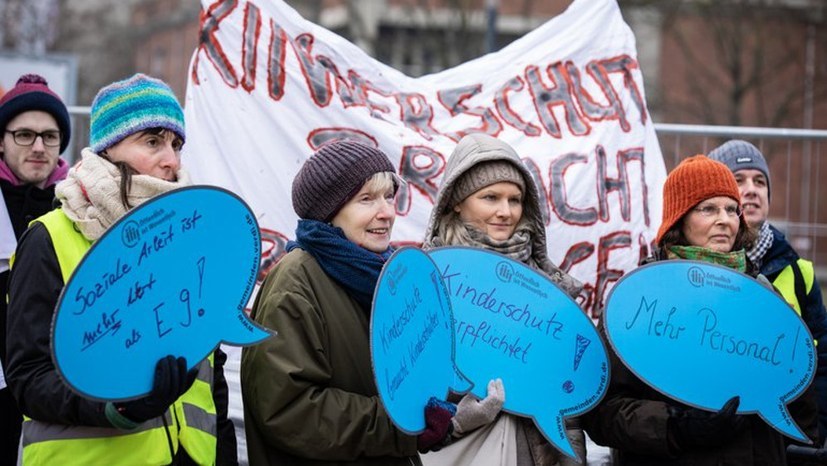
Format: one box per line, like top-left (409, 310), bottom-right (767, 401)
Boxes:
top-left (421, 133), bottom-right (585, 466)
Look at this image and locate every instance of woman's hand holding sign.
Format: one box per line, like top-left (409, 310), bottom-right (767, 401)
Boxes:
top-left (452, 378), bottom-right (506, 437)
top-left (416, 379), bottom-right (505, 452)
top-left (105, 355), bottom-right (197, 428)
top-left (667, 396), bottom-right (747, 451)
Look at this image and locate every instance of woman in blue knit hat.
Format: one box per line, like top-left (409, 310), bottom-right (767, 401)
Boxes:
top-left (5, 74), bottom-right (237, 465)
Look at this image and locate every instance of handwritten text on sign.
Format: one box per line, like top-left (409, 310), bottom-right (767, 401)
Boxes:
top-left (185, 0), bottom-right (668, 321)
top-left (371, 248), bottom-right (471, 433)
top-left (428, 247), bottom-right (609, 460)
top-left (604, 260), bottom-right (815, 442)
top-left (52, 186), bottom-right (273, 401)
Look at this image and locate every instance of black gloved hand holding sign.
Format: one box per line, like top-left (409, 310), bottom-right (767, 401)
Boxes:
top-left (106, 355), bottom-right (197, 429)
top-left (668, 396), bottom-right (748, 451)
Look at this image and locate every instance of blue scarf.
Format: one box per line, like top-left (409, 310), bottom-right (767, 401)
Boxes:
top-left (287, 219), bottom-right (393, 312)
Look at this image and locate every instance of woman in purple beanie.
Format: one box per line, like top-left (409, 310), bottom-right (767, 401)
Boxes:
top-left (241, 139), bottom-right (492, 465)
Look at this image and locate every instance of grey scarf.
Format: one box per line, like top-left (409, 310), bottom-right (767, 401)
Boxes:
top-left (429, 214), bottom-right (582, 298)
top-left (431, 213), bottom-right (534, 264)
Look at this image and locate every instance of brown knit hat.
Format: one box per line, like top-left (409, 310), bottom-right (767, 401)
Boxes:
top-left (450, 160), bottom-right (526, 207)
top-left (656, 155), bottom-right (741, 245)
top-left (292, 140), bottom-right (396, 221)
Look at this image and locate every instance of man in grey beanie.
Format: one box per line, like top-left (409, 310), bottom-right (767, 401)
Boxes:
top-left (710, 140), bottom-right (827, 446)
top-left (707, 139), bottom-right (772, 229)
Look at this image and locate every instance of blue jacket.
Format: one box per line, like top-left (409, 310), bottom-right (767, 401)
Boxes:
top-left (761, 224), bottom-right (827, 441)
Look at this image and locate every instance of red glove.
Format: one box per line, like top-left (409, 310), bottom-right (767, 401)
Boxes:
top-left (417, 397), bottom-right (456, 452)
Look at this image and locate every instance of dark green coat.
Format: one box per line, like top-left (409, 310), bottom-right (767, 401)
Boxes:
top-left (241, 249), bottom-right (420, 466)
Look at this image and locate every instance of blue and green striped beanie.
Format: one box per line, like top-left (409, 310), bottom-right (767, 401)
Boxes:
top-left (89, 73), bottom-right (185, 153)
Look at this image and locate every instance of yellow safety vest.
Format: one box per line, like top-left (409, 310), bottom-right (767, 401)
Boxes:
top-left (177, 353), bottom-right (219, 464)
top-left (772, 258), bottom-right (815, 316)
top-left (18, 209), bottom-right (218, 465)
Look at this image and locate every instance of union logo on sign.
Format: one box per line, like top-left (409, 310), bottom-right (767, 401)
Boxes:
top-left (121, 221), bottom-right (141, 248)
top-left (496, 261), bottom-right (514, 283)
top-left (687, 266), bottom-right (704, 287)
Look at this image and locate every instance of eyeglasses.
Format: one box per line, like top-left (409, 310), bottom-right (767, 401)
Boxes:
top-left (4, 129), bottom-right (62, 148)
top-left (693, 204), bottom-right (743, 218)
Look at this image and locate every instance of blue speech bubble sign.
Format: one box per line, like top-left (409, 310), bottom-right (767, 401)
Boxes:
top-left (604, 260), bottom-right (815, 442)
top-left (371, 247), bottom-right (471, 433)
top-left (52, 186), bottom-right (273, 401)
top-left (428, 247), bottom-right (609, 459)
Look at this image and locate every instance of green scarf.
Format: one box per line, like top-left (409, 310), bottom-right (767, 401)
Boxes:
top-left (666, 245), bottom-right (747, 272)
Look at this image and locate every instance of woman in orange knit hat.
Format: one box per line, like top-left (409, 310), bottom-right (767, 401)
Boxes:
top-left (582, 155), bottom-right (807, 465)
top-left (654, 154), bottom-right (756, 260)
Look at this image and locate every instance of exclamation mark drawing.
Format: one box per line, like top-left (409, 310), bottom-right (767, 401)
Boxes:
top-left (196, 257), bottom-right (206, 317)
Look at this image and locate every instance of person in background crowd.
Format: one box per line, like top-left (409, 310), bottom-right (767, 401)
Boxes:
top-left (582, 155), bottom-right (798, 465)
top-left (710, 139), bottom-right (827, 454)
top-left (5, 73), bottom-right (237, 465)
top-left (0, 73), bottom-right (71, 466)
top-left (421, 133), bottom-right (585, 466)
top-left (241, 139), bottom-right (497, 465)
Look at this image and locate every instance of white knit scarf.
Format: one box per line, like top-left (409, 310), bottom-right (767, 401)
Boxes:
top-left (56, 149), bottom-right (191, 241)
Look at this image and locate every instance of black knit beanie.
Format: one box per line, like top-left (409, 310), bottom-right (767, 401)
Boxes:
top-left (292, 140), bottom-right (396, 221)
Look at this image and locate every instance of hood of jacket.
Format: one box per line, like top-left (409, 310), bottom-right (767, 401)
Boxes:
top-left (423, 133), bottom-right (582, 297)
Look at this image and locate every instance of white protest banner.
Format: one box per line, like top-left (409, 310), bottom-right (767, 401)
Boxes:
top-left (184, 0), bottom-right (666, 317)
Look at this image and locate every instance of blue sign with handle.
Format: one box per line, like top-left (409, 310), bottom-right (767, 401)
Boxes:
top-left (52, 186), bottom-right (273, 401)
top-left (428, 247), bottom-right (609, 460)
top-left (371, 247), bottom-right (471, 433)
top-left (604, 260), bottom-right (815, 442)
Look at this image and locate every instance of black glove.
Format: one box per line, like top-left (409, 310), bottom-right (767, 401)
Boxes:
top-left (114, 355), bottom-right (196, 423)
top-left (668, 396), bottom-right (747, 450)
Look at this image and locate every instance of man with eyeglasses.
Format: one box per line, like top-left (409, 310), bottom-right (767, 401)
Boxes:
top-left (0, 73), bottom-right (71, 466)
top-left (710, 140), bottom-right (827, 457)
